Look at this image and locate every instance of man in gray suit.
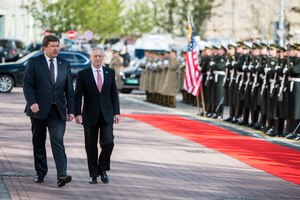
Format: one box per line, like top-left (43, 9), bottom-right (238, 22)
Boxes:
top-left (23, 35), bottom-right (75, 187)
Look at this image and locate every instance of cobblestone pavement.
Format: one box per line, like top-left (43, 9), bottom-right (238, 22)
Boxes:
top-left (0, 88), bottom-right (299, 200)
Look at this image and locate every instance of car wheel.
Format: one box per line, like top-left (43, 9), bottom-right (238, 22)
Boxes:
top-left (120, 88), bottom-right (133, 94)
top-left (0, 75), bottom-right (14, 93)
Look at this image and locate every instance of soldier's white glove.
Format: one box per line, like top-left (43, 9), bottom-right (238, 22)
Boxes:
top-left (242, 64), bottom-right (248, 70)
top-left (209, 61), bottom-right (215, 66)
top-left (264, 67), bottom-right (271, 73)
top-left (231, 61), bottom-right (236, 66)
top-left (163, 60), bottom-right (169, 65)
top-left (283, 67), bottom-right (288, 74)
top-left (248, 64), bottom-right (254, 70)
top-left (275, 65), bottom-right (281, 70)
top-left (199, 66), bottom-right (203, 71)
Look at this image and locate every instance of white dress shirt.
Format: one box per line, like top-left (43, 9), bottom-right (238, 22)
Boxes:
top-left (92, 65), bottom-right (104, 86)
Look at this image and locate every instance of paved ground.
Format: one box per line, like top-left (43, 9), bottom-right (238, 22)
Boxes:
top-left (0, 88), bottom-right (299, 200)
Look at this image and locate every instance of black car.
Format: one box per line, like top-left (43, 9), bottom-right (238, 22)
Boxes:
top-left (118, 59), bottom-right (142, 93)
top-left (0, 39), bottom-right (26, 62)
top-left (0, 50), bottom-right (91, 93)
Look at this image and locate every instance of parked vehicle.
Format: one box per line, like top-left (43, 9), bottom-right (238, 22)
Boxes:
top-left (0, 50), bottom-right (91, 93)
top-left (118, 58), bottom-right (142, 93)
top-left (22, 42), bottom-right (42, 56)
top-left (0, 39), bottom-right (26, 62)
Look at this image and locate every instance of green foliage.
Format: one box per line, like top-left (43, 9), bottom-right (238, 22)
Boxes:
top-left (22, 0), bottom-right (212, 38)
top-left (152, 0), bottom-right (212, 36)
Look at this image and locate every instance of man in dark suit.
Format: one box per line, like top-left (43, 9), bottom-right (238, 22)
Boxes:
top-left (23, 35), bottom-right (74, 187)
top-left (75, 47), bottom-right (120, 184)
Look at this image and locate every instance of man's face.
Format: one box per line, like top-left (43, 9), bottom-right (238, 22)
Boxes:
top-left (43, 41), bottom-right (59, 58)
top-left (90, 49), bottom-right (104, 68)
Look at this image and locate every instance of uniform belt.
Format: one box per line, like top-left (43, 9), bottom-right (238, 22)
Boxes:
top-left (214, 71), bottom-right (225, 82)
top-left (290, 77), bottom-right (300, 92)
top-left (214, 71), bottom-right (225, 75)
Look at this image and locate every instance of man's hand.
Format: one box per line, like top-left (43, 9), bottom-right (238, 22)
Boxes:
top-left (75, 115), bottom-right (83, 124)
top-left (67, 114), bottom-right (75, 122)
top-left (30, 103), bottom-right (39, 113)
top-left (114, 115), bottom-right (120, 124)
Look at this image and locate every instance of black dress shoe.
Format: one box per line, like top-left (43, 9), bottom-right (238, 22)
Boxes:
top-left (89, 177), bottom-right (98, 184)
top-left (286, 133), bottom-right (300, 140)
top-left (224, 116), bottom-right (233, 122)
top-left (231, 118), bottom-right (240, 124)
top-left (34, 175), bottom-right (44, 183)
top-left (238, 121), bottom-right (248, 126)
top-left (268, 129), bottom-right (278, 137)
top-left (254, 123), bottom-right (262, 130)
top-left (212, 113), bottom-right (218, 119)
top-left (248, 122), bottom-right (255, 128)
top-left (57, 175), bottom-right (72, 187)
top-left (206, 113), bottom-right (213, 118)
top-left (99, 171), bottom-right (109, 184)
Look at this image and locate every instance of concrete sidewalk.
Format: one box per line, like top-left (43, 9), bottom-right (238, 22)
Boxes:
top-left (0, 88), bottom-right (300, 200)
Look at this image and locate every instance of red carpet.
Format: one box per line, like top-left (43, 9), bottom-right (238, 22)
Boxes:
top-left (124, 114), bottom-right (300, 185)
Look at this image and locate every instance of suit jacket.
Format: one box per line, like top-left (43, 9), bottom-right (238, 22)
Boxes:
top-left (75, 66), bottom-right (120, 125)
top-left (23, 54), bottom-right (75, 120)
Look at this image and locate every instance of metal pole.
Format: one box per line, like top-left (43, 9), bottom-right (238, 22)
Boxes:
top-left (279, 0), bottom-right (285, 46)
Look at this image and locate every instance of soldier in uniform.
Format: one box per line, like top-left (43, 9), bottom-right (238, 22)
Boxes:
top-left (269, 46), bottom-right (287, 136)
top-left (139, 51), bottom-right (150, 92)
top-left (262, 44), bottom-right (278, 134)
top-left (286, 44), bottom-right (300, 140)
top-left (206, 45), bottom-right (219, 117)
top-left (230, 42), bottom-right (243, 123)
top-left (232, 42), bottom-right (247, 124)
top-left (211, 45), bottom-right (227, 118)
top-left (238, 42), bottom-right (252, 126)
top-left (249, 43), bottom-right (261, 128)
top-left (153, 52), bottom-right (164, 104)
top-left (254, 43), bottom-right (269, 130)
top-left (109, 50), bottom-right (123, 90)
top-left (161, 47), bottom-right (179, 107)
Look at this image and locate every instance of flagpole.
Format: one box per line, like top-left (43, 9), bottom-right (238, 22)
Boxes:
top-left (200, 84), bottom-right (206, 117)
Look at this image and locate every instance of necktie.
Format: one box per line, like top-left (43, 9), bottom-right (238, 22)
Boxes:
top-left (97, 69), bottom-right (102, 92)
top-left (49, 59), bottom-right (55, 83)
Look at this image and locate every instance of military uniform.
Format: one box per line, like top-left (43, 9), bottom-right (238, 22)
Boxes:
top-left (286, 44), bottom-right (300, 139)
top-left (249, 43), bottom-right (261, 127)
top-left (211, 46), bottom-right (226, 118)
top-left (161, 49), bottom-right (179, 107)
top-left (109, 52), bottom-right (123, 89)
top-left (223, 44), bottom-right (236, 122)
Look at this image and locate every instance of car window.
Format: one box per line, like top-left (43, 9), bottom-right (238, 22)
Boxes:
top-left (16, 41), bottom-right (26, 49)
top-left (73, 54), bottom-right (87, 63)
top-left (0, 40), bottom-right (9, 48)
top-left (59, 53), bottom-right (87, 64)
top-left (59, 53), bottom-right (76, 63)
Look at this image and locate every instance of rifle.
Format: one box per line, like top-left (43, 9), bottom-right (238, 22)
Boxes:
top-left (251, 53), bottom-right (261, 93)
top-left (278, 44), bottom-right (290, 101)
top-left (244, 55), bottom-right (253, 92)
top-left (223, 58), bottom-right (230, 87)
top-left (238, 61), bottom-right (246, 91)
top-left (229, 57), bottom-right (236, 87)
top-left (205, 56), bottom-right (215, 86)
top-left (269, 57), bottom-right (280, 97)
top-left (260, 52), bottom-right (270, 96)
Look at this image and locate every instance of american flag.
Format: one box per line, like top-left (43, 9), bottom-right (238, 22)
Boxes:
top-left (184, 25), bottom-right (202, 96)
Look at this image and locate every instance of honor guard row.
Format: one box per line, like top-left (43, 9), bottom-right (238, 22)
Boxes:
top-left (182, 41), bottom-right (300, 140)
top-left (139, 46), bottom-right (180, 108)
